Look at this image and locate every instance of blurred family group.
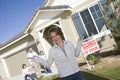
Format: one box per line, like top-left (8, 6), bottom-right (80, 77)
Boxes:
top-left (22, 47), bottom-right (52, 80)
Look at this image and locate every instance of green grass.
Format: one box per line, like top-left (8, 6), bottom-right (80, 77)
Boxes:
top-left (41, 74), bottom-right (60, 80)
top-left (88, 67), bottom-right (120, 80)
top-left (40, 67), bottom-right (120, 80)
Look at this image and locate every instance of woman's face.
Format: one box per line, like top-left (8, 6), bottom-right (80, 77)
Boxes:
top-left (50, 32), bottom-right (62, 44)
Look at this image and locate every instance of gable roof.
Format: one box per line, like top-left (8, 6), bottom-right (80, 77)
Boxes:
top-left (0, 43), bottom-right (4, 48)
top-left (38, 5), bottom-right (71, 11)
top-left (24, 5), bottom-right (72, 33)
top-left (0, 31), bottom-right (28, 50)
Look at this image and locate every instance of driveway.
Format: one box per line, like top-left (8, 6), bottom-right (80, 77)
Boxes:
top-left (5, 75), bottom-right (24, 80)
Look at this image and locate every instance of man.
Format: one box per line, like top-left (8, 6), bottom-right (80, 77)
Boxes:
top-left (27, 47), bottom-right (38, 65)
top-left (27, 47), bottom-right (43, 78)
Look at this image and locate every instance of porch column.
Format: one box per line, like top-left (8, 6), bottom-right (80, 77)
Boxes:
top-left (1, 58), bottom-right (10, 78)
top-left (37, 31), bottom-right (49, 58)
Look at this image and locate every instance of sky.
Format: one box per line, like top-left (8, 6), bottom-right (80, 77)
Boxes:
top-left (0, 0), bottom-right (45, 43)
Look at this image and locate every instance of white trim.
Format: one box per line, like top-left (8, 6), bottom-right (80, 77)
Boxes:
top-left (0, 33), bottom-right (28, 51)
top-left (36, 18), bottom-right (61, 32)
top-left (78, 12), bottom-right (89, 37)
top-left (25, 11), bottom-right (40, 33)
top-left (37, 32), bottom-right (47, 53)
top-left (0, 41), bottom-right (35, 58)
top-left (83, 30), bottom-right (111, 42)
top-left (39, 8), bottom-right (72, 12)
top-left (76, 0), bottom-right (99, 12)
top-left (44, 0), bottom-right (51, 7)
top-left (1, 58), bottom-right (10, 78)
top-left (88, 8), bottom-right (100, 33)
top-left (92, 30), bottom-right (111, 39)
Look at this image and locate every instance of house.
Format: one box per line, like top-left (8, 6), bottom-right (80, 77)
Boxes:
top-left (0, 0), bottom-right (116, 79)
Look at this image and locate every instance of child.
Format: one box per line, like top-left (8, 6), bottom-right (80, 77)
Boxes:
top-left (39, 51), bottom-right (52, 74)
top-left (22, 64), bottom-right (37, 80)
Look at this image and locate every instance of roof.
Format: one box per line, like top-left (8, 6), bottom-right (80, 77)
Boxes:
top-left (38, 5), bottom-right (71, 11)
top-left (25, 5), bottom-right (72, 33)
top-left (0, 44), bottom-right (4, 48)
top-left (0, 31), bottom-right (27, 49)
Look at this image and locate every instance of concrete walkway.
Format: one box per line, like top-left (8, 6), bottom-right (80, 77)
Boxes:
top-left (5, 75), bottom-right (24, 80)
top-left (5, 72), bottom-right (57, 80)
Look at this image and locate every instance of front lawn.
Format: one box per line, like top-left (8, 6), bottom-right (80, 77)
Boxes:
top-left (40, 67), bottom-right (120, 80)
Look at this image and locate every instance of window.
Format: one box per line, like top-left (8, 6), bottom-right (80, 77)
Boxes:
top-left (90, 4), bottom-right (107, 32)
top-left (72, 4), bottom-right (107, 39)
top-left (80, 9), bottom-right (98, 36)
top-left (72, 13), bottom-right (88, 38)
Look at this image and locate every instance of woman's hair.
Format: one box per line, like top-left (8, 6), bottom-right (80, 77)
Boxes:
top-left (48, 26), bottom-right (63, 39)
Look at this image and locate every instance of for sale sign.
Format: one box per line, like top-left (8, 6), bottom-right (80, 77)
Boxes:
top-left (82, 39), bottom-right (100, 57)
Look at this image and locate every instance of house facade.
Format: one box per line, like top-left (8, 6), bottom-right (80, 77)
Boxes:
top-left (0, 0), bottom-right (116, 79)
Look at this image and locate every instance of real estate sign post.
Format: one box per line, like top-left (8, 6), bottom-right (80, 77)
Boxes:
top-left (82, 39), bottom-right (100, 70)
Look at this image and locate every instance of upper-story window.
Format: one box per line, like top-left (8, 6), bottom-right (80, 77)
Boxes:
top-left (72, 4), bottom-right (108, 39)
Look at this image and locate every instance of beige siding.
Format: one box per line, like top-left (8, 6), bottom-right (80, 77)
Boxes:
top-left (59, 11), bottom-right (79, 45)
top-left (0, 35), bottom-right (34, 55)
top-left (73, 0), bottom-right (97, 13)
top-left (5, 44), bottom-right (38, 77)
top-left (97, 35), bottom-right (116, 52)
top-left (0, 35), bottom-right (39, 77)
top-left (5, 49), bottom-right (28, 77)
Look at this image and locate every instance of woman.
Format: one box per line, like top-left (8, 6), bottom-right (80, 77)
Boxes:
top-left (33, 26), bottom-right (84, 80)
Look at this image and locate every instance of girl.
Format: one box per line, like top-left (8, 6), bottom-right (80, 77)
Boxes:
top-left (22, 64), bottom-right (37, 80)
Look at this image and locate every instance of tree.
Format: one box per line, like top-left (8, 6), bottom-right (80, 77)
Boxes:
top-left (99, 0), bottom-right (120, 50)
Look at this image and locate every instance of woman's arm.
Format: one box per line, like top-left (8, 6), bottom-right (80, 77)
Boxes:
top-left (74, 38), bottom-right (83, 57)
top-left (33, 50), bottom-right (54, 68)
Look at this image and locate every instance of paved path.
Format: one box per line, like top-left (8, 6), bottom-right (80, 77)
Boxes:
top-left (5, 73), bottom-right (57, 80)
top-left (5, 75), bottom-right (24, 80)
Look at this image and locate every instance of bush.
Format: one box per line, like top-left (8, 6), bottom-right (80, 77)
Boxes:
top-left (87, 53), bottom-right (100, 64)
